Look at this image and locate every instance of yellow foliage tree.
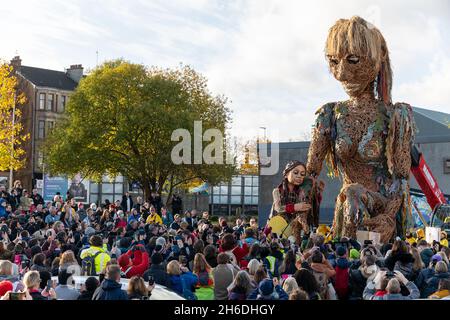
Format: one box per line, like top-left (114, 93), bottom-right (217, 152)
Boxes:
top-left (0, 63), bottom-right (28, 171)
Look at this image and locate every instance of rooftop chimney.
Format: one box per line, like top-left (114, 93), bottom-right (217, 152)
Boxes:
top-left (66, 64), bottom-right (84, 83)
top-left (10, 56), bottom-right (22, 71)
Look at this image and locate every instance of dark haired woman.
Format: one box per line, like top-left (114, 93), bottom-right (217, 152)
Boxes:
top-left (293, 268), bottom-right (321, 300)
top-left (271, 160), bottom-right (321, 244)
top-left (219, 233), bottom-right (249, 267)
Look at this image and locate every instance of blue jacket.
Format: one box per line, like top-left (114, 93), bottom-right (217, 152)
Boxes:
top-left (422, 272), bottom-right (450, 298)
top-left (415, 267), bottom-right (435, 297)
top-left (247, 285), bottom-right (288, 300)
top-left (162, 213), bottom-right (174, 226)
top-left (0, 198), bottom-right (7, 218)
top-left (92, 279), bottom-right (128, 300)
top-left (127, 214), bottom-right (141, 224)
top-left (169, 272), bottom-right (198, 296)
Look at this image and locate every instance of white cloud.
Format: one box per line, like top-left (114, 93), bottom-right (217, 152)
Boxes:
top-left (1, 0), bottom-right (448, 141)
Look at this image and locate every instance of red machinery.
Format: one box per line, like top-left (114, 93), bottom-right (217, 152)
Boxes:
top-left (411, 145), bottom-right (447, 210)
top-left (411, 145), bottom-right (449, 225)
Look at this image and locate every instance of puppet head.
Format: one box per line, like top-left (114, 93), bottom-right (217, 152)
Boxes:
top-left (325, 16), bottom-right (392, 104)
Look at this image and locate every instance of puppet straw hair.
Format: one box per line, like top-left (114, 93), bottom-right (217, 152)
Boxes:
top-left (325, 16), bottom-right (392, 104)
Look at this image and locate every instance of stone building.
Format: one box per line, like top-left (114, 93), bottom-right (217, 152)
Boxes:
top-left (0, 56), bottom-right (82, 191)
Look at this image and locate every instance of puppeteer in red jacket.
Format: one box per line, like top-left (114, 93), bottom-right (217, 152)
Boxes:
top-left (118, 245), bottom-right (149, 278)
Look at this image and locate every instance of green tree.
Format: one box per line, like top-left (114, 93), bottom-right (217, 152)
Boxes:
top-left (43, 60), bottom-right (236, 201)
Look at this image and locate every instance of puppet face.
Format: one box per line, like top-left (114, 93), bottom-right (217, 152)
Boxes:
top-left (327, 53), bottom-right (379, 98)
top-left (286, 165), bottom-right (306, 186)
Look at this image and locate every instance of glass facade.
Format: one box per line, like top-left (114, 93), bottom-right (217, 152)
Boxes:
top-left (209, 175), bottom-right (259, 216)
top-left (89, 175), bottom-right (126, 206)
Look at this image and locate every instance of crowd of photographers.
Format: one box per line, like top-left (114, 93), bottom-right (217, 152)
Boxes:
top-left (1, 180), bottom-right (450, 301)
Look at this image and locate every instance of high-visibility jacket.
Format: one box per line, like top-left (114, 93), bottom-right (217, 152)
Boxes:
top-left (80, 245), bottom-right (111, 274)
top-left (146, 213), bottom-right (163, 225)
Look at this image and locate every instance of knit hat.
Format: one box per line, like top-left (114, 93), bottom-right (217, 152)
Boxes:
top-left (156, 237), bottom-right (166, 247)
top-left (151, 253), bottom-right (164, 265)
top-left (31, 245), bottom-right (42, 257)
top-left (0, 280), bottom-right (13, 297)
top-left (85, 227), bottom-right (96, 237)
top-left (336, 246), bottom-right (347, 257)
top-left (258, 279), bottom-right (277, 297)
top-left (349, 249), bottom-right (360, 260)
top-left (431, 254), bottom-right (442, 262)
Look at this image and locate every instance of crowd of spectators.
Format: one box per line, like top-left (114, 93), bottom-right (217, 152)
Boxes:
top-left (1, 180), bottom-right (449, 300)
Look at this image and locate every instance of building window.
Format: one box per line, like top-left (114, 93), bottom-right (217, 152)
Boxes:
top-left (46, 94), bottom-right (54, 111)
top-left (39, 93), bottom-right (45, 110)
top-left (38, 120), bottom-right (45, 139)
top-left (59, 95), bottom-right (66, 113)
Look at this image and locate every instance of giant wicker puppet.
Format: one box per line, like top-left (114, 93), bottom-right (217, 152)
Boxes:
top-left (306, 16), bottom-right (416, 243)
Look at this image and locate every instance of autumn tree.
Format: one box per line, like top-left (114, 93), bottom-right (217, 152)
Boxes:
top-left (43, 60), bottom-right (236, 201)
top-left (0, 63), bottom-right (28, 172)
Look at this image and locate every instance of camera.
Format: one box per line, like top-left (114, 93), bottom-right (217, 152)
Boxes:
top-left (1, 225), bottom-right (9, 233)
top-left (385, 271), bottom-right (396, 279)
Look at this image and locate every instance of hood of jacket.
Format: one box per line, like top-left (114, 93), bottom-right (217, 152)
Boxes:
top-left (336, 257), bottom-right (350, 269)
top-left (310, 262), bottom-right (330, 274)
top-left (100, 278), bottom-right (122, 291)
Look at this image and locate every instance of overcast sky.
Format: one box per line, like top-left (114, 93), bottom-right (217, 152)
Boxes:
top-left (1, 0), bottom-right (449, 142)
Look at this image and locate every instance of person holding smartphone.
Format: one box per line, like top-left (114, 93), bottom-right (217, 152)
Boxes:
top-left (23, 270), bottom-right (56, 300)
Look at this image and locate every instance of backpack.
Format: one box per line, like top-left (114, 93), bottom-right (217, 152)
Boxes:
top-left (81, 251), bottom-right (102, 276)
top-left (334, 266), bottom-right (349, 300)
top-left (313, 271), bottom-right (329, 300)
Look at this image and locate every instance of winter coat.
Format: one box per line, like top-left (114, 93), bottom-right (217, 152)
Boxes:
top-left (334, 257), bottom-right (350, 300)
top-left (363, 281), bottom-right (420, 300)
top-left (212, 264), bottom-right (239, 300)
top-left (77, 290), bottom-right (96, 300)
top-left (422, 272), bottom-right (450, 298)
top-left (219, 242), bottom-right (249, 267)
top-left (119, 248), bottom-right (149, 278)
top-left (92, 279), bottom-right (128, 300)
top-left (311, 261), bottom-right (336, 299)
top-left (415, 267), bottom-right (435, 297)
top-left (247, 284), bottom-right (289, 300)
top-left (349, 268), bottom-right (367, 300)
top-left (420, 248), bottom-right (434, 267)
top-left (168, 271), bottom-right (198, 298)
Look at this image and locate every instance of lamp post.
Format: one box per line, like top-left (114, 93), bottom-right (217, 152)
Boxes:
top-left (259, 126), bottom-right (266, 142)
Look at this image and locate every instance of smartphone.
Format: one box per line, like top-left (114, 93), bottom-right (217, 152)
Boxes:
top-left (45, 279), bottom-right (53, 292)
top-left (21, 260), bottom-right (29, 270)
top-left (148, 275), bottom-right (155, 286)
top-left (10, 292), bottom-right (24, 300)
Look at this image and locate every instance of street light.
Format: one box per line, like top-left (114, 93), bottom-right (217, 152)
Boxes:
top-left (259, 127), bottom-right (266, 141)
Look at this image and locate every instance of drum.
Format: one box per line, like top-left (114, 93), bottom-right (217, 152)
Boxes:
top-left (267, 215), bottom-right (293, 239)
